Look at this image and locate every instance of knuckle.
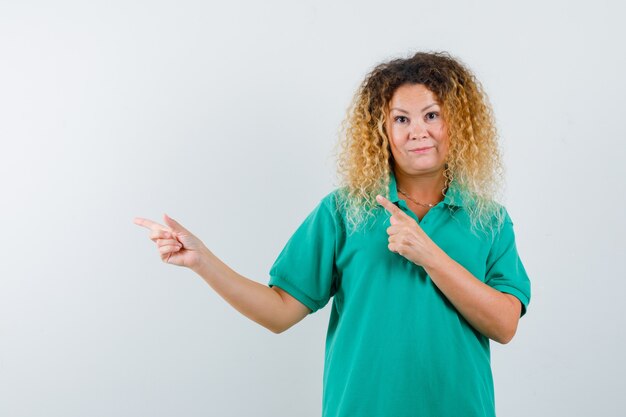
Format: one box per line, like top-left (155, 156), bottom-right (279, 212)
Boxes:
top-left (151, 231), bottom-right (165, 241)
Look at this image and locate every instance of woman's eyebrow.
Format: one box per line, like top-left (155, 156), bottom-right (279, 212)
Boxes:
top-left (390, 103), bottom-right (439, 113)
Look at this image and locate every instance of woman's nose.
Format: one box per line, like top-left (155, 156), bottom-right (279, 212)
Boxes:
top-left (410, 120), bottom-right (429, 140)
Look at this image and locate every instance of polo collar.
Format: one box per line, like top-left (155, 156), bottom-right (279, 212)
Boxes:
top-left (388, 170), bottom-right (465, 208)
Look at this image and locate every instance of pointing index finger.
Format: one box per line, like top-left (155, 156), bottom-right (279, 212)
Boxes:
top-left (133, 217), bottom-right (170, 232)
top-left (375, 195), bottom-right (404, 217)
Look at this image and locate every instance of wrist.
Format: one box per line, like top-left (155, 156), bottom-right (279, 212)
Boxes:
top-left (191, 247), bottom-right (215, 274)
top-left (422, 244), bottom-right (448, 272)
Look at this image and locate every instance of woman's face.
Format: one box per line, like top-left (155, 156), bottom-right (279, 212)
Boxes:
top-left (385, 83), bottom-right (449, 176)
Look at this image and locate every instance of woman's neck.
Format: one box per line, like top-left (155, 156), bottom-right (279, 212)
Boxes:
top-left (393, 167), bottom-right (448, 203)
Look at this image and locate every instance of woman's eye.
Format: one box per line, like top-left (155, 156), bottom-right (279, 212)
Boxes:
top-left (394, 116), bottom-right (408, 123)
top-left (426, 112), bottom-right (439, 121)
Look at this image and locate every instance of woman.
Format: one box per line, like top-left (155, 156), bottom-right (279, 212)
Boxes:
top-left (134, 51), bottom-right (531, 417)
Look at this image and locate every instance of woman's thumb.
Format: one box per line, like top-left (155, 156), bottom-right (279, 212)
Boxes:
top-left (163, 213), bottom-right (188, 234)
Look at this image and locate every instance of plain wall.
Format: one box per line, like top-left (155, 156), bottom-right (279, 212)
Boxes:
top-left (1, 0), bottom-right (624, 416)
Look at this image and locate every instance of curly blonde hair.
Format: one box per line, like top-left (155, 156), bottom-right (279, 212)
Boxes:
top-left (332, 50), bottom-right (507, 238)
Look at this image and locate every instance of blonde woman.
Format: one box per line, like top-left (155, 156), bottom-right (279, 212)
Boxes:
top-left (134, 51), bottom-right (531, 417)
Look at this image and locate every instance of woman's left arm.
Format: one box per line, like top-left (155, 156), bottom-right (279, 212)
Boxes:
top-left (375, 194), bottom-right (521, 344)
top-left (422, 249), bottom-right (521, 344)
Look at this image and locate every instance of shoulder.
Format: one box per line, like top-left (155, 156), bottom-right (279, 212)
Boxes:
top-left (455, 193), bottom-right (515, 241)
top-left (488, 203), bottom-right (518, 246)
top-left (488, 200), bottom-right (512, 222)
top-left (319, 188), bottom-right (346, 214)
top-left (314, 188), bottom-right (350, 231)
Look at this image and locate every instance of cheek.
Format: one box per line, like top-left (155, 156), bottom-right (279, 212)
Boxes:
top-left (435, 124), bottom-right (447, 139)
top-left (439, 140), bottom-right (450, 158)
top-left (388, 140), bottom-right (401, 160)
top-left (389, 136), bottom-right (406, 157)
top-left (436, 128), bottom-right (449, 148)
top-left (386, 126), bottom-right (402, 150)
top-left (387, 124), bottom-right (400, 140)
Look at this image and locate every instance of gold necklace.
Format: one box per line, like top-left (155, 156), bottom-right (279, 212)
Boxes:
top-left (397, 187), bottom-right (446, 208)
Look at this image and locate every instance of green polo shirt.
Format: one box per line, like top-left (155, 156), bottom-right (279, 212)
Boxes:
top-left (268, 170), bottom-right (531, 417)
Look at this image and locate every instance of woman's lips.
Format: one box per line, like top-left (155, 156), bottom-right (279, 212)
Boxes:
top-left (409, 146), bottom-right (433, 153)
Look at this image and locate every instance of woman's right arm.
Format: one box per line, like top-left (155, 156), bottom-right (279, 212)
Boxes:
top-left (134, 214), bottom-right (310, 334)
top-left (191, 249), bottom-right (311, 334)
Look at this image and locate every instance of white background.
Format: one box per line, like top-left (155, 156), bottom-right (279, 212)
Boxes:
top-left (1, 0), bottom-right (624, 416)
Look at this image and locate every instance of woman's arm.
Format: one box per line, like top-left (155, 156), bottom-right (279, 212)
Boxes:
top-left (192, 249), bottom-right (310, 334)
top-left (134, 214), bottom-right (309, 334)
top-left (422, 249), bottom-right (521, 344)
top-left (374, 195), bottom-right (522, 344)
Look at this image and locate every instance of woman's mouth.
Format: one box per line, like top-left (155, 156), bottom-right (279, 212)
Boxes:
top-left (409, 146), bottom-right (433, 154)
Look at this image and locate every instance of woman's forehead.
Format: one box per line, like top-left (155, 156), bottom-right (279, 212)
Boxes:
top-left (389, 84), bottom-right (440, 109)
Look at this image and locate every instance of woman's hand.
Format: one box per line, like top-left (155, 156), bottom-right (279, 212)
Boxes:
top-left (375, 194), bottom-right (443, 268)
top-left (133, 213), bottom-right (210, 270)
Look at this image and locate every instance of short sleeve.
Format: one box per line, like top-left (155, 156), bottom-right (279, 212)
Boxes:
top-left (267, 195), bottom-right (340, 314)
top-left (485, 212), bottom-right (532, 318)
